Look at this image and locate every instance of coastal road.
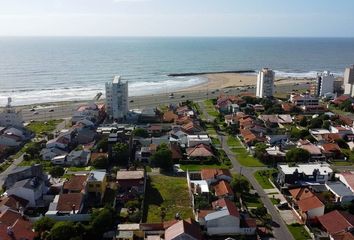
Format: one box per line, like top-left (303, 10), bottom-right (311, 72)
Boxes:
top-left (19, 83), bottom-right (309, 122)
top-left (199, 101), bottom-right (294, 240)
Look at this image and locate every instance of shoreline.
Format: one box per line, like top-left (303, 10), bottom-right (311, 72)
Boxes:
top-left (3, 72), bottom-right (341, 109)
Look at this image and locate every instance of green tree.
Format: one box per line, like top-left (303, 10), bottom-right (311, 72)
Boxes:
top-left (299, 116), bottom-right (308, 127)
top-left (194, 195), bottom-right (210, 210)
top-left (49, 221), bottom-right (77, 240)
top-left (340, 99), bottom-right (354, 112)
top-left (254, 143), bottom-right (268, 161)
top-left (95, 136), bottom-right (108, 152)
top-left (49, 166), bottom-right (65, 178)
top-left (90, 207), bottom-right (115, 237)
top-left (24, 142), bottom-right (42, 159)
top-left (309, 117), bottom-right (323, 129)
top-left (128, 211), bottom-right (141, 223)
top-left (125, 200), bottom-right (140, 213)
top-left (92, 155), bottom-right (109, 169)
top-left (286, 148), bottom-right (310, 162)
top-left (133, 128), bottom-right (149, 138)
top-left (322, 120), bottom-right (331, 130)
top-left (253, 206), bottom-right (268, 218)
top-left (33, 216), bottom-right (56, 234)
top-left (231, 176), bottom-right (250, 194)
top-left (335, 138), bottom-right (349, 149)
top-left (150, 146), bottom-right (173, 171)
top-left (112, 142), bottom-right (129, 165)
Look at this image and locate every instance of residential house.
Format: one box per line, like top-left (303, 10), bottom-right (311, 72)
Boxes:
top-left (46, 132), bottom-right (72, 150)
top-left (163, 111), bottom-right (178, 123)
top-left (202, 199), bottom-right (241, 236)
top-left (336, 172), bottom-right (354, 192)
top-left (258, 114), bottom-right (293, 126)
top-left (213, 180), bottom-right (234, 200)
top-left (47, 193), bottom-right (84, 215)
top-left (0, 209), bottom-right (36, 240)
top-left (86, 170), bottom-right (107, 201)
top-left (4, 164), bottom-right (46, 189)
top-left (76, 127), bottom-right (96, 144)
top-left (90, 152), bottom-right (108, 165)
top-left (320, 143), bottom-right (342, 159)
top-left (63, 174), bottom-right (87, 194)
top-left (40, 147), bottom-right (68, 161)
top-left (289, 188), bottom-right (324, 221)
top-left (0, 195), bottom-right (29, 212)
top-left (116, 170), bottom-right (146, 194)
top-left (277, 163), bottom-right (333, 187)
top-left (169, 143), bottom-right (183, 162)
top-left (318, 210), bottom-right (354, 239)
top-left (66, 149), bottom-right (91, 166)
top-left (0, 133), bottom-right (22, 147)
top-left (330, 126), bottom-right (354, 137)
top-left (186, 144), bottom-right (214, 160)
top-left (5, 177), bottom-right (47, 207)
top-left (216, 97), bottom-right (232, 113)
top-left (181, 121), bottom-right (203, 134)
top-left (326, 181), bottom-right (354, 204)
top-left (201, 169), bottom-right (232, 185)
top-left (298, 140), bottom-right (325, 161)
top-left (290, 94), bottom-right (319, 106)
top-left (187, 135), bottom-right (211, 148)
top-left (164, 219), bottom-right (202, 240)
top-left (51, 155), bottom-right (68, 165)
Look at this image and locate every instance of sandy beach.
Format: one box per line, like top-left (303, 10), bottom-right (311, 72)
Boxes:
top-left (179, 73), bottom-right (314, 92)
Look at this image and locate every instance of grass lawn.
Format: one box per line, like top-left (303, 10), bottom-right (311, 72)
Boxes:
top-left (227, 135), bottom-right (242, 147)
top-left (331, 161), bottom-right (353, 166)
top-left (206, 125), bottom-right (217, 136)
top-left (144, 175), bottom-right (193, 223)
top-left (243, 193), bottom-right (263, 208)
top-left (287, 224), bottom-right (311, 240)
top-left (180, 163), bottom-right (230, 171)
top-left (211, 137), bottom-right (221, 146)
top-left (270, 198), bottom-right (280, 205)
top-left (18, 159), bottom-right (53, 172)
top-left (26, 119), bottom-right (63, 134)
top-left (232, 148), bottom-right (265, 167)
top-left (66, 166), bottom-right (93, 172)
top-left (254, 169), bottom-right (278, 189)
top-left (203, 99), bottom-right (219, 118)
top-left (0, 161), bottom-right (12, 173)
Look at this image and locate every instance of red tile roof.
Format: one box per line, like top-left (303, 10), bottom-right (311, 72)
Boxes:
top-left (186, 144), bottom-right (214, 158)
top-left (318, 210), bottom-right (354, 235)
top-left (338, 172), bottom-right (354, 191)
top-left (322, 143), bottom-right (341, 153)
top-left (163, 111), bottom-right (178, 122)
top-left (297, 195), bottom-right (324, 212)
top-left (57, 193), bottom-right (83, 212)
top-left (63, 175), bottom-right (87, 192)
top-left (213, 180), bottom-right (234, 197)
top-left (201, 169), bottom-right (231, 180)
top-left (0, 218), bottom-right (36, 240)
top-left (289, 188), bottom-right (314, 202)
top-left (0, 195), bottom-right (28, 211)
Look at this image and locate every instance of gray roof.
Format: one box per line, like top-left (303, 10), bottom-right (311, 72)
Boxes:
top-left (204, 209), bottom-right (230, 221)
top-left (11, 177), bottom-right (42, 190)
top-left (326, 181), bottom-right (354, 197)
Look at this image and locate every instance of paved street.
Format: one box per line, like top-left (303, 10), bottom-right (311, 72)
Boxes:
top-left (199, 101), bottom-right (294, 240)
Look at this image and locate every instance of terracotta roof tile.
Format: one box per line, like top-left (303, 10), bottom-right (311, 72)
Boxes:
top-left (201, 169), bottom-right (231, 180)
top-left (318, 210), bottom-right (354, 235)
top-left (211, 198), bottom-right (240, 217)
top-left (63, 175), bottom-right (87, 192)
top-left (186, 144), bottom-right (214, 158)
top-left (57, 193), bottom-right (83, 212)
top-left (297, 195), bottom-right (324, 212)
top-left (213, 180), bottom-right (234, 197)
top-left (165, 220), bottom-right (202, 240)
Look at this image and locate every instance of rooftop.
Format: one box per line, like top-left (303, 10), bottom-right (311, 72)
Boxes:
top-left (279, 163), bottom-right (332, 175)
top-left (116, 170), bottom-right (145, 180)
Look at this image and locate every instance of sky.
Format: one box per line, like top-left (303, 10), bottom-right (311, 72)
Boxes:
top-left (0, 0), bottom-right (354, 37)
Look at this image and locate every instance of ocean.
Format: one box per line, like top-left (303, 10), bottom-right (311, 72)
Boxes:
top-left (0, 37), bottom-right (354, 106)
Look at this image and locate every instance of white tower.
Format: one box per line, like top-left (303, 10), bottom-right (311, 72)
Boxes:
top-left (105, 76), bottom-right (128, 120)
top-left (256, 68), bottom-right (274, 98)
top-left (0, 97), bottom-right (23, 128)
top-left (315, 71), bottom-right (334, 97)
top-left (344, 65), bottom-right (354, 97)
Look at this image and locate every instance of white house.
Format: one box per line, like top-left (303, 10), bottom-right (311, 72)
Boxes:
top-left (66, 149), bottom-right (91, 166)
top-left (5, 177), bottom-right (46, 207)
top-left (203, 199), bottom-right (240, 235)
top-left (256, 68), bottom-right (274, 98)
top-left (51, 155), bottom-right (68, 165)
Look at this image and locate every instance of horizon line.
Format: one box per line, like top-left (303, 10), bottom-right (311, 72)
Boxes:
top-left (1, 35), bottom-right (354, 38)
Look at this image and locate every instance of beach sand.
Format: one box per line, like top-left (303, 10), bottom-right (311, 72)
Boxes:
top-left (179, 73), bottom-right (313, 92)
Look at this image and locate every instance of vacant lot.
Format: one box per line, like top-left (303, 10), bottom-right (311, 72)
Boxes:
top-left (204, 99), bottom-right (219, 118)
top-left (287, 224), bottom-right (311, 240)
top-left (26, 119), bottom-right (62, 134)
top-left (144, 175), bottom-right (193, 223)
top-left (227, 135), bottom-right (242, 147)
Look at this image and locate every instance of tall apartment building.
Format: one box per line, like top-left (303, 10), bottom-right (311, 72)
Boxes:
top-left (311, 71), bottom-right (334, 97)
top-left (344, 65), bottom-right (354, 97)
top-left (105, 76), bottom-right (128, 120)
top-left (256, 68), bottom-right (274, 98)
top-left (0, 97), bottom-right (23, 128)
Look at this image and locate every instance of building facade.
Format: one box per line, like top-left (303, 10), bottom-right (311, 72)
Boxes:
top-left (105, 76), bottom-right (128, 120)
top-left (311, 71), bottom-right (334, 97)
top-left (343, 65), bottom-right (354, 96)
top-left (256, 68), bottom-right (274, 98)
top-left (0, 97), bottom-right (23, 128)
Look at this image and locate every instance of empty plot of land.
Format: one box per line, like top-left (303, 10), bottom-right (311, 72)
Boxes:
top-left (144, 175), bottom-right (193, 223)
